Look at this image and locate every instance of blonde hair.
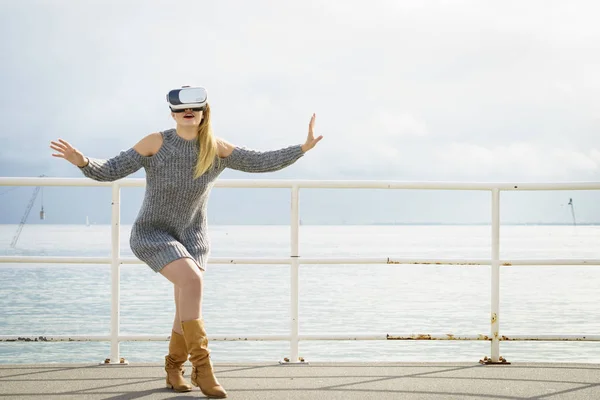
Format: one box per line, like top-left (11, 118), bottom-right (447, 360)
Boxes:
top-left (194, 103), bottom-right (219, 178)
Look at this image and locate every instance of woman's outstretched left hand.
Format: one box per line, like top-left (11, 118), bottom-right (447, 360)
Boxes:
top-left (301, 113), bottom-right (323, 153)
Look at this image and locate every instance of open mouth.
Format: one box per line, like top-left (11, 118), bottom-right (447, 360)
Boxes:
top-left (183, 113), bottom-right (194, 120)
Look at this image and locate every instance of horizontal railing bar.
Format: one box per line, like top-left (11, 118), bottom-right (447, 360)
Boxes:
top-left (121, 257), bottom-right (293, 265)
top-left (0, 177), bottom-right (114, 187)
top-left (123, 257), bottom-right (492, 265)
top-left (2, 177), bottom-right (600, 191)
top-left (301, 334), bottom-right (490, 340)
top-left (0, 256), bottom-right (113, 264)
top-left (2, 334), bottom-right (599, 342)
top-left (290, 181), bottom-right (600, 191)
top-left (0, 335), bottom-right (291, 342)
top-left (306, 334), bottom-right (600, 341)
top-left (0, 256), bottom-right (295, 265)
top-left (128, 257), bottom-right (491, 265)
top-left (501, 259), bottom-right (600, 266)
top-left (122, 334), bottom-right (293, 341)
top-left (500, 335), bottom-right (600, 341)
top-left (0, 336), bottom-right (112, 342)
top-left (2, 256), bottom-right (600, 266)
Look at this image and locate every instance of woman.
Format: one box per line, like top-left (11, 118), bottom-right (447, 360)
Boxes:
top-left (49, 86), bottom-right (322, 398)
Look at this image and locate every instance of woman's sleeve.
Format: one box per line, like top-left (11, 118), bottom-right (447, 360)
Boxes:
top-left (222, 144), bottom-right (305, 173)
top-left (78, 148), bottom-right (144, 182)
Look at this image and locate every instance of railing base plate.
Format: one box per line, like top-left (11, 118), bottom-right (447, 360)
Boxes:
top-left (99, 358), bottom-right (129, 366)
top-left (279, 357), bottom-right (309, 365)
top-left (479, 356), bottom-right (510, 365)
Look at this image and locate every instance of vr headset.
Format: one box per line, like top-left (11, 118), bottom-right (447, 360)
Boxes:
top-left (166, 86), bottom-right (208, 112)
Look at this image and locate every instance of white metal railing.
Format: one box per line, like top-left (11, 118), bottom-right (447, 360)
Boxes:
top-left (1, 177), bottom-right (600, 365)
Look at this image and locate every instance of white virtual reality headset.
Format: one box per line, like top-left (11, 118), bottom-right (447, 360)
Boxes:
top-left (166, 86), bottom-right (208, 112)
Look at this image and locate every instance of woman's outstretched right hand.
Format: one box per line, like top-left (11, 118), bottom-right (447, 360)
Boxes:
top-left (50, 139), bottom-right (88, 167)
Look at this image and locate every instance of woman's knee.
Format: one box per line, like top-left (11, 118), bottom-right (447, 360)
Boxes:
top-left (180, 271), bottom-right (202, 297)
top-left (160, 257), bottom-right (203, 291)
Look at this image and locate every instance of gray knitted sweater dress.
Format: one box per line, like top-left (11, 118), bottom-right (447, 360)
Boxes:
top-left (79, 128), bottom-right (304, 272)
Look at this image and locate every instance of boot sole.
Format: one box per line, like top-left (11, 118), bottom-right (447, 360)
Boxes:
top-left (192, 381), bottom-right (228, 398)
top-left (166, 383), bottom-right (193, 393)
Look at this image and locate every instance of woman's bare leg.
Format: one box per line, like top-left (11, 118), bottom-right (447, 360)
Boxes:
top-left (160, 257), bottom-right (203, 322)
top-left (162, 259), bottom-right (198, 392)
top-left (172, 285), bottom-right (184, 335)
top-left (160, 257), bottom-right (226, 398)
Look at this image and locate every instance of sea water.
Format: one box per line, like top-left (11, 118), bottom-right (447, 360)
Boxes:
top-left (0, 224), bottom-right (599, 364)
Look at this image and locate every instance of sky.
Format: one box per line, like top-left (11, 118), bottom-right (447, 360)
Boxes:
top-left (1, 0), bottom-right (600, 225)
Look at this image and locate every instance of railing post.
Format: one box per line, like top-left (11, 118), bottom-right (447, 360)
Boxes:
top-left (108, 182), bottom-right (124, 364)
top-left (288, 185), bottom-right (301, 363)
top-left (490, 188), bottom-right (501, 362)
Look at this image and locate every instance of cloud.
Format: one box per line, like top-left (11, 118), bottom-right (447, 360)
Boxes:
top-left (369, 112), bottom-right (429, 138)
top-left (431, 143), bottom-right (600, 180)
top-left (1, 0), bottom-right (600, 184)
top-left (310, 137), bottom-right (600, 181)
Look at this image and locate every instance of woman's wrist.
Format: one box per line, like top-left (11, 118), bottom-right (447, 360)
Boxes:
top-left (77, 157), bottom-right (89, 168)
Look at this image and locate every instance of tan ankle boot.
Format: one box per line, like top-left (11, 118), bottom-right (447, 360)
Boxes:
top-left (164, 330), bottom-right (193, 392)
top-left (181, 319), bottom-right (227, 398)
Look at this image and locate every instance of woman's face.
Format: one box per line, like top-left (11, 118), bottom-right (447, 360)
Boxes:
top-left (172, 108), bottom-right (204, 127)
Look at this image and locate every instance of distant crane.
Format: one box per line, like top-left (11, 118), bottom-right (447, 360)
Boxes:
top-left (567, 198), bottom-right (576, 226)
top-left (10, 175), bottom-right (46, 249)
